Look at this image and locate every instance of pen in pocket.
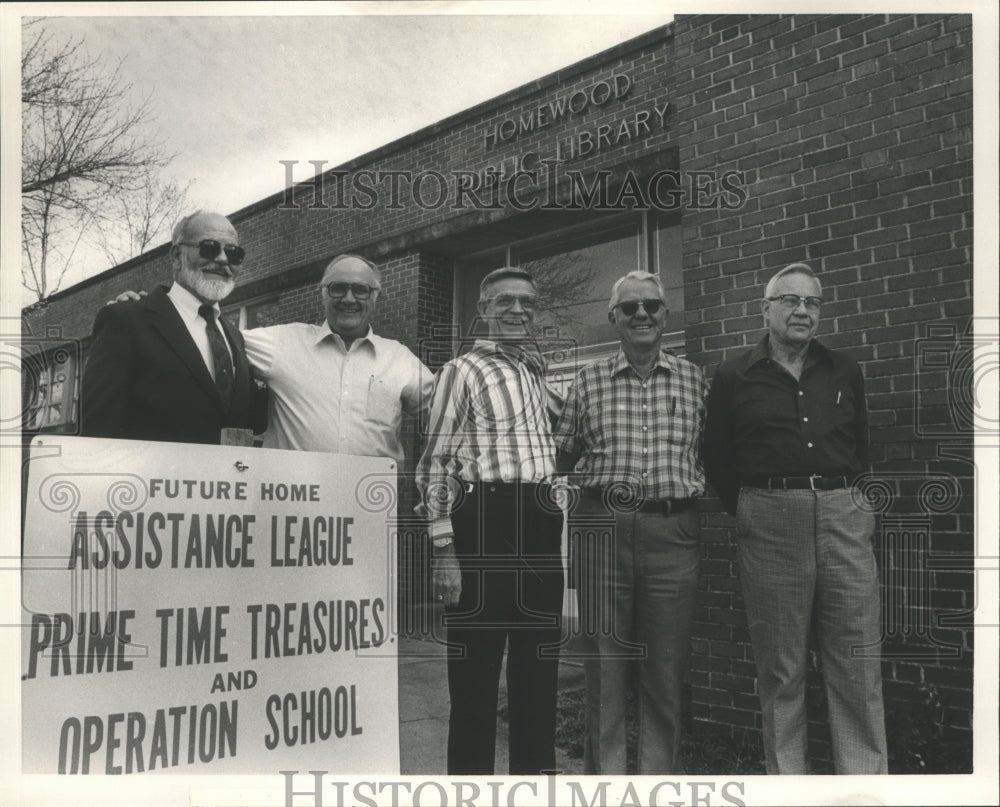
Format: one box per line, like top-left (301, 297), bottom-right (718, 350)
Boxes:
top-left (836, 391), bottom-right (841, 405)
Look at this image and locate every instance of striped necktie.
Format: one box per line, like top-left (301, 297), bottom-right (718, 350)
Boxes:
top-left (198, 304), bottom-right (234, 407)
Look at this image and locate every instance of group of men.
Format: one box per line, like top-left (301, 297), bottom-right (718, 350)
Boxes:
top-left (82, 210), bottom-right (431, 458)
top-left (81, 210), bottom-right (887, 776)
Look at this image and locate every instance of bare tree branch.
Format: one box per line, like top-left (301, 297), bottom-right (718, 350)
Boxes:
top-left (20, 20), bottom-right (177, 301)
top-left (92, 172), bottom-right (193, 266)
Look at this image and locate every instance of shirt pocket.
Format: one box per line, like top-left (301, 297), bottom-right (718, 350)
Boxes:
top-left (831, 386), bottom-right (857, 426)
top-left (662, 400), bottom-right (700, 447)
top-left (365, 378), bottom-right (400, 426)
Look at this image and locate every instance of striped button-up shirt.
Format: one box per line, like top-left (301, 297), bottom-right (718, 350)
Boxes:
top-left (554, 348), bottom-right (708, 501)
top-left (416, 340), bottom-right (557, 528)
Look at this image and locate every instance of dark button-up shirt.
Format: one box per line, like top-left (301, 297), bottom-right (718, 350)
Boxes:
top-left (702, 335), bottom-right (869, 515)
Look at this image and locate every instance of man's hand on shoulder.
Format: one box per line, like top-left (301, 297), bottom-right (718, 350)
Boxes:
top-left (106, 290), bottom-right (147, 306)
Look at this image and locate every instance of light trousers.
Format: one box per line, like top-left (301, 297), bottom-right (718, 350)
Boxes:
top-left (736, 487), bottom-right (888, 774)
top-left (572, 497), bottom-right (700, 774)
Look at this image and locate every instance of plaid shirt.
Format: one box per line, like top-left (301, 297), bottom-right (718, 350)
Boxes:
top-left (554, 348), bottom-right (708, 500)
top-left (416, 340), bottom-right (557, 524)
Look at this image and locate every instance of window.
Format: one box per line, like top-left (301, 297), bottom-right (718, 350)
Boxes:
top-left (223, 295), bottom-right (284, 330)
top-left (24, 347), bottom-right (79, 431)
top-left (520, 218), bottom-right (642, 360)
top-left (652, 212), bottom-right (684, 343)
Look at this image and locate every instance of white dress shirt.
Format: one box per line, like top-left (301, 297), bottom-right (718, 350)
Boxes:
top-left (166, 282), bottom-right (231, 381)
top-left (243, 322), bottom-right (433, 461)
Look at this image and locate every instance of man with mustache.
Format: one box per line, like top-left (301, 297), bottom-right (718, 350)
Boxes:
top-left (702, 262), bottom-right (887, 774)
top-left (81, 210), bottom-right (258, 444)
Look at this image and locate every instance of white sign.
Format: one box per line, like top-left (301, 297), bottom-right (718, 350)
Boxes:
top-left (21, 436), bottom-right (399, 774)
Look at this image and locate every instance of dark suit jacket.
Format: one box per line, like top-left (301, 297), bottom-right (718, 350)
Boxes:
top-left (80, 285), bottom-right (259, 444)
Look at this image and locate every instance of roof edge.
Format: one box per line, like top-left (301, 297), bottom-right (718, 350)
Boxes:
top-left (232, 22), bottom-right (674, 223)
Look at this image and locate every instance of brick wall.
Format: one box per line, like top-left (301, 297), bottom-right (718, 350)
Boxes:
top-left (21, 248), bottom-right (173, 347)
top-left (674, 13), bottom-right (974, 766)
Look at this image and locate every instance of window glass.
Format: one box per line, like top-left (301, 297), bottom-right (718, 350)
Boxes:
top-left (24, 349), bottom-right (78, 430)
top-left (515, 219), bottom-right (641, 360)
top-left (654, 214), bottom-right (684, 341)
top-left (220, 309), bottom-right (241, 329)
top-left (222, 295), bottom-right (283, 331)
top-left (245, 299), bottom-right (283, 329)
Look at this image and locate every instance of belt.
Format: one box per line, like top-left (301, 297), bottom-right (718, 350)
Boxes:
top-left (581, 487), bottom-right (697, 516)
top-left (742, 474), bottom-right (850, 491)
top-left (470, 480), bottom-right (549, 495)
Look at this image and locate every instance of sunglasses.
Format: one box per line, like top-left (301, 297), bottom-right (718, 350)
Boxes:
top-left (325, 282), bottom-right (377, 300)
top-left (615, 298), bottom-right (665, 316)
top-left (179, 239), bottom-right (246, 266)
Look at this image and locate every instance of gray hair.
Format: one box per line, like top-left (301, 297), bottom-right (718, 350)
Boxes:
top-left (170, 209), bottom-right (239, 247)
top-left (171, 210), bottom-right (206, 245)
top-left (608, 271), bottom-right (666, 310)
top-left (320, 254), bottom-right (382, 292)
top-left (479, 266), bottom-right (536, 302)
top-left (764, 262), bottom-right (822, 298)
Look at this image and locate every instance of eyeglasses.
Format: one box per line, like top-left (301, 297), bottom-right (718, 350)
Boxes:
top-left (179, 239), bottom-right (245, 266)
top-left (325, 282), bottom-right (377, 300)
top-left (767, 294), bottom-right (823, 311)
top-left (615, 298), bottom-right (665, 316)
top-left (485, 294), bottom-right (538, 310)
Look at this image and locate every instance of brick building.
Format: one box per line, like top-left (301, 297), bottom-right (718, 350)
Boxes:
top-left (22, 15), bottom-right (975, 771)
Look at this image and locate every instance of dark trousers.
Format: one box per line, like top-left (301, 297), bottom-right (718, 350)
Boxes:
top-left (445, 481), bottom-right (565, 775)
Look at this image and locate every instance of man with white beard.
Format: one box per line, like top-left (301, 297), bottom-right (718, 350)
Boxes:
top-left (81, 210), bottom-right (260, 444)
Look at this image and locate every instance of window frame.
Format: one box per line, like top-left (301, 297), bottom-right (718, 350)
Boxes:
top-left (221, 291), bottom-right (285, 331)
top-left (23, 345), bottom-right (80, 432)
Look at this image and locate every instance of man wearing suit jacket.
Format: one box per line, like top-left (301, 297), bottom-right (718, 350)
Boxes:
top-left (81, 210), bottom-right (257, 444)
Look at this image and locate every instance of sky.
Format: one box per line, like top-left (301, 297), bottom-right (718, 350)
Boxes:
top-left (9, 3), bottom-right (677, 303)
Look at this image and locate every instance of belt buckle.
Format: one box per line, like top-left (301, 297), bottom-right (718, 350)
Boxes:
top-left (808, 474), bottom-right (821, 491)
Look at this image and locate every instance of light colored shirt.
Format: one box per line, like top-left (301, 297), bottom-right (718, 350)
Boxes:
top-left (415, 339), bottom-right (557, 533)
top-left (554, 348), bottom-right (708, 500)
top-left (166, 283), bottom-right (231, 380)
top-left (242, 322), bottom-right (432, 461)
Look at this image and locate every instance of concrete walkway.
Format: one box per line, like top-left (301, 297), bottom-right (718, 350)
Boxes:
top-left (398, 631), bottom-right (584, 774)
